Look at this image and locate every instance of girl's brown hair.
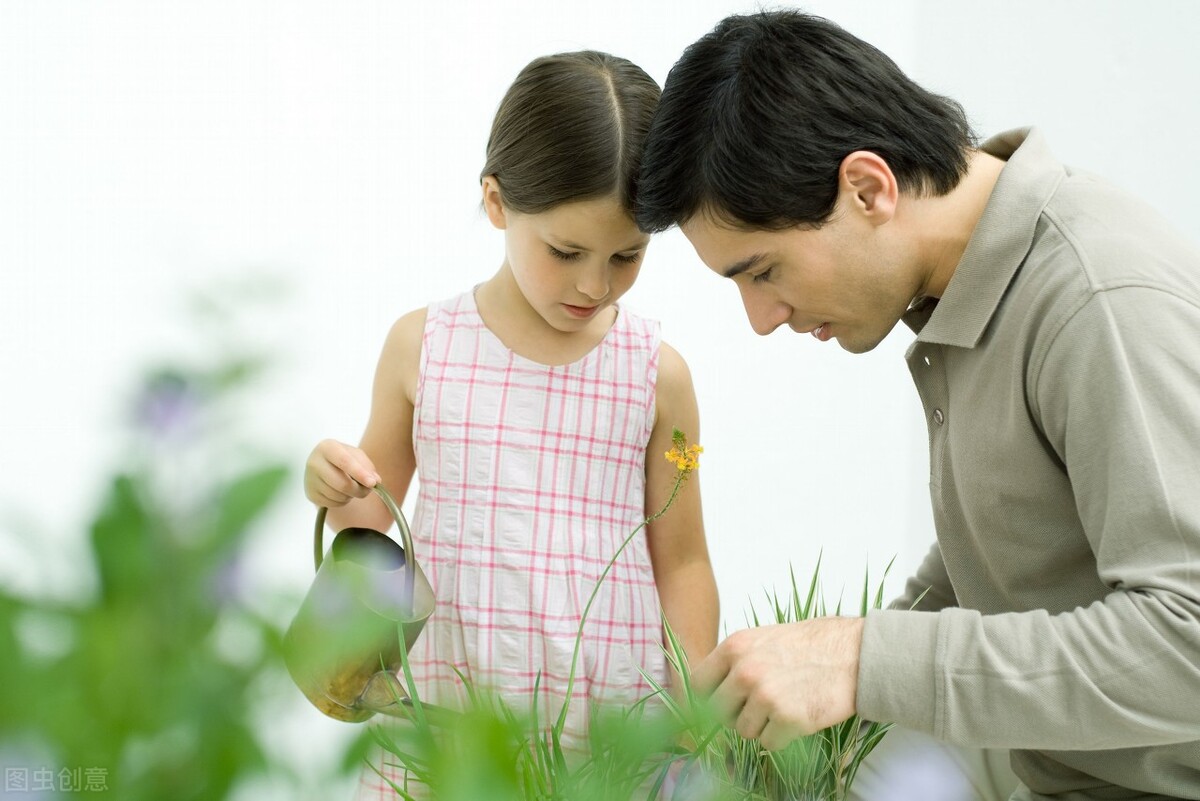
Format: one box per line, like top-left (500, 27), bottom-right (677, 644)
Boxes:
top-left (480, 51), bottom-right (661, 215)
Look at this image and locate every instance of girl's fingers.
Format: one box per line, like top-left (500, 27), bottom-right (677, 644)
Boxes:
top-left (309, 440), bottom-right (379, 498)
top-left (308, 467), bottom-right (351, 504)
top-left (313, 488), bottom-right (351, 507)
top-left (324, 441), bottom-right (381, 491)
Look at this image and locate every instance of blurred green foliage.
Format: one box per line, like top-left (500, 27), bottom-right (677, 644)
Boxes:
top-left (363, 558), bottom-right (891, 801)
top-left (0, 281), bottom-right (317, 799)
top-left (0, 279), bottom-right (895, 800)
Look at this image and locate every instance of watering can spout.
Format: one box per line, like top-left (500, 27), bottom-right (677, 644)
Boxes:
top-left (283, 485), bottom-right (435, 722)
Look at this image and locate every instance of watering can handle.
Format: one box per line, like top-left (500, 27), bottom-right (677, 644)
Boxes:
top-left (313, 484), bottom-right (417, 580)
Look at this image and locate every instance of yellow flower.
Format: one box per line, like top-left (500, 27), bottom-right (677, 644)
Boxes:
top-left (664, 428), bottom-right (703, 476)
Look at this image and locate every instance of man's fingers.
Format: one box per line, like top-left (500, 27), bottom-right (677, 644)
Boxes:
top-left (704, 677), bottom-right (744, 727)
top-left (758, 716), bottom-right (801, 753)
top-left (693, 632), bottom-right (762, 726)
top-left (690, 640), bottom-right (733, 697)
top-left (686, 621), bottom-right (861, 753)
top-left (733, 693), bottom-right (770, 742)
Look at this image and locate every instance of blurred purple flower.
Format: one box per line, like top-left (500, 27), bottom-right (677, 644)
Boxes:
top-left (208, 554), bottom-right (244, 604)
top-left (132, 370), bottom-right (201, 440)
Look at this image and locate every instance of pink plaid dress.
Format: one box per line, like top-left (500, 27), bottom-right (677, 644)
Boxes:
top-left (357, 290), bottom-right (669, 797)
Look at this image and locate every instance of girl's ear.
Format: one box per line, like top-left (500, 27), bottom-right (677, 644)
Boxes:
top-left (481, 175), bottom-right (508, 230)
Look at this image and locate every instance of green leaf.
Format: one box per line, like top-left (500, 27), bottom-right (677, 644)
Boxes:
top-left (209, 464), bottom-right (289, 549)
top-left (90, 474), bottom-right (157, 600)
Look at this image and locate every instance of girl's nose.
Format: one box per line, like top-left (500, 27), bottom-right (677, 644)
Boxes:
top-left (577, 262), bottom-right (610, 301)
top-left (740, 285), bottom-right (791, 336)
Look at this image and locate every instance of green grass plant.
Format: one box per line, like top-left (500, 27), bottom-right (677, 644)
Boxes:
top-left (650, 556), bottom-right (892, 800)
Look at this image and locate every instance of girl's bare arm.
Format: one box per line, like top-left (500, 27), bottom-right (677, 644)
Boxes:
top-left (645, 341), bottom-right (720, 670)
top-left (304, 308), bottom-right (426, 534)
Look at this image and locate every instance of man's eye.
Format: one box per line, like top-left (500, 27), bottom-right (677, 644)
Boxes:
top-left (549, 246), bottom-right (582, 261)
top-left (751, 266), bottom-right (774, 284)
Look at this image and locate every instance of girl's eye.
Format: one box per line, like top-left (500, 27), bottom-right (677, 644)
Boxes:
top-left (612, 252), bottom-right (642, 265)
top-left (548, 245), bottom-right (582, 262)
top-left (751, 266), bottom-right (774, 284)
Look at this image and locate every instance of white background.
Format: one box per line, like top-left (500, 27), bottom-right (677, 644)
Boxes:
top-left (3, 0), bottom-right (1199, 793)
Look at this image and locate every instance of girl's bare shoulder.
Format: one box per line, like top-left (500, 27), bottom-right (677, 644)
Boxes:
top-left (656, 340), bottom-right (696, 395)
top-left (654, 339), bottom-right (699, 424)
top-left (385, 306), bottom-right (428, 349)
top-left (375, 306), bottom-right (429, 401)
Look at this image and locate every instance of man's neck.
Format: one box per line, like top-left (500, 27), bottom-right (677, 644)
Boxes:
top-left (909, 150), bottom-right (1007, 299)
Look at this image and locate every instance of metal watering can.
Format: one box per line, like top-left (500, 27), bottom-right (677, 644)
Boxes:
top-left (283, 484), bottom-right (435, 722)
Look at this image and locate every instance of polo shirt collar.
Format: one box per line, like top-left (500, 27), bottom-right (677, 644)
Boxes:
top-left (903, 127), bottom-right (1065, 347)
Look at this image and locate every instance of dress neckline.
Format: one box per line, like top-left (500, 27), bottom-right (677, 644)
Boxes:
top-left (465, 288), bottom-right (621, 369)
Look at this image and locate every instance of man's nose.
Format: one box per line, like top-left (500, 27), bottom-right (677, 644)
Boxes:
top-left (740, 286), bottom-right (790, 336)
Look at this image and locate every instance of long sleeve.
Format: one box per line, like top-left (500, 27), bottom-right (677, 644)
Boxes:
top-left (889, 542), bottom-right (958, 613)
top-left (859, 286), bottom-right (1200, 751)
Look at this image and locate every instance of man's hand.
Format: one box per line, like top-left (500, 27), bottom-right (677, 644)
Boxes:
top-left (690, 617), bottom-right (864, 751)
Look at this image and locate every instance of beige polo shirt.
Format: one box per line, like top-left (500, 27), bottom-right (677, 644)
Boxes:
top-left (856, 128), bottom-right (1200, 798)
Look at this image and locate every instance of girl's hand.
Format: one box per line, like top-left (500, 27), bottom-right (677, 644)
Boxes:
top-left (304, 438), bottom-right (381, 507)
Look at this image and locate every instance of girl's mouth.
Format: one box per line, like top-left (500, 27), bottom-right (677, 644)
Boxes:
top-left (563, 304), bottom-right (600, 319)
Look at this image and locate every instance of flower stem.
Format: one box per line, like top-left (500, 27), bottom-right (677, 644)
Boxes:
top-left (553, 471), bottom-right (689, 735)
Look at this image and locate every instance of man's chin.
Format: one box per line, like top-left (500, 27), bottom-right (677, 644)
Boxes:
top-left (838, 321), bottom-right (902, 354)
top-left (837, 335), bottom-right (882, 355)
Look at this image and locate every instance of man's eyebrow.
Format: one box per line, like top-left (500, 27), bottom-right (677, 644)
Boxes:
top-left (723, 252), bottom-right (767, 279)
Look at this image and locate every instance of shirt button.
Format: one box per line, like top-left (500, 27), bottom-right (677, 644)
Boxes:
top-left (933, 408), bottom-right (945, 426)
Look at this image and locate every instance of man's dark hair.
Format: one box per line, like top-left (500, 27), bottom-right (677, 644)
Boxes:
top-left (636, 10), bottom-right (977, 233)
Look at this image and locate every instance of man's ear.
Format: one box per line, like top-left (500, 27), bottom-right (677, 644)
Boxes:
top-left (838, 151), bottom-right (898, 225)
top-left (481, 175), bottom-right (508, 230)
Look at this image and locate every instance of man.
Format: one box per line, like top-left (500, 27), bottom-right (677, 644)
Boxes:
top-left (636, 10), bottom-right (1200, 801)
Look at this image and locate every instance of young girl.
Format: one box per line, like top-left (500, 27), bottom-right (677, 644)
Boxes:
top-left (304, 50), bottom-right (719, 796)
